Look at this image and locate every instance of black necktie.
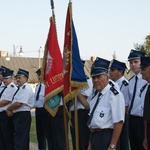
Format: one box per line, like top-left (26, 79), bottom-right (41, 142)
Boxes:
top-left (0, 86), bottom-right (7, 98)
top-left (144, 85), bottom-right (150, 121)
top-left (87, 92), bottom-right (102, 126)
top-left (128, 76), bottom-right (138, 114)
top-left (36, 84), bottom-right (41, 101)
top-left (12, 87), bottom-right (20, 101)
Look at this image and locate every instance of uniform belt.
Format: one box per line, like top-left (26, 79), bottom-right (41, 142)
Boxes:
top-left (90, 128), bottom-right (113, 132)
top-left (129, 115), bottom-right (143, 118)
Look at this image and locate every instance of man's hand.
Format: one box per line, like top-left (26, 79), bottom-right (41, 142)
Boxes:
top-left (143, 136), bottom-right (148, 150)
top-left (6, 110), bottom-right (13, 117)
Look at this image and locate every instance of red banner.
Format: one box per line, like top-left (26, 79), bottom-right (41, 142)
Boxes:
top-left (42, 17), bottom-right (63, 116)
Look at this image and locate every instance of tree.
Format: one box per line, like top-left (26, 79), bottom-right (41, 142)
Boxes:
top-left (145, 35), bottom-right (150, 50)
top-left (134, 34), bottom-right (150, 56)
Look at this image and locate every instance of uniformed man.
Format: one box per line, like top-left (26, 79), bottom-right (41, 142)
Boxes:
top-left (0, 66), bottom-right (10, 88)
top-left (6, 68), bottom-right (34, 150)
top-left (0, 69), bottom-right (18, 150)
top-left (34, 68), bottom-right (51, 150)
top-left (109, 59), bottom-right (130, 150)
top-left (87, 57), bottom-right (125, 150)
top-left (140, 57), bottom-right (150, 150)
top-left (127, 49), bottom-right (147, 150)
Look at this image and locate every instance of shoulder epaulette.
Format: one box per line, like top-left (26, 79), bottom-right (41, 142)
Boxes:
top-left (129, 75), bottom-right (135, 81)
top-left (109, 81), bottom-right (115, 87)
top-left (139, 83), bottom-right (148, 97)
top-left (11, 85), bottom-right (14, 88)
top-left (22, 85), bottom-right (26, 89)
top-left (122, 80), bottom-right (128, 86)
top-left (110, 86), bottom-right (119, 95)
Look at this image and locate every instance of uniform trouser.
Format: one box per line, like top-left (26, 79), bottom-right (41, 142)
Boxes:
top-left (129, 115), bottom-right (145, 150)
top-left (35, 107), bottom-right (49, 150)
top-left (70, 109), bottom-right (90, 150)
top-left (147, 120), bottom-right (150, 150)
top-left (118, 115), bottom-right (129, 150)
top-left (46, 106), bottom-right (67, 150)
top-left (13, 111), bottom-right (31, 150)
top-left (89, 129), bottom-right (113, 150)
top-left (0, 111), bottom-right (14, 150)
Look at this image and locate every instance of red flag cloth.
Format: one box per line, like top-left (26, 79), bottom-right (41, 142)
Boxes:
top-left (42, 17), bottom-right (63, 116)
top-left (63, 3), bottom-right (88, 104)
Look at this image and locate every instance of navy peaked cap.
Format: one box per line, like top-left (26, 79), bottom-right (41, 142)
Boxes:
top-left (36, 68), bottom-right (42, 75)
top-left (128, 49), bottom-right (145, 60)
top-left (16, 68), bottom-right (29, 78)
top-left (110, 59), bottom-right (127, 71)
top-left (0, 66), bottom-right (10, 73)
top-left (140, 57), bottom-right (150, 68)
top-left (91, 57), bottom-right (110, 77)
top-left (2, 70), bottom-right (14, 78)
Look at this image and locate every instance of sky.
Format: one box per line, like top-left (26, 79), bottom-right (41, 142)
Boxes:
top-left (0, 0), bottom-right (150, 64)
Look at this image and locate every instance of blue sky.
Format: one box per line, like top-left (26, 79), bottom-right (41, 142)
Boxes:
top-left (0, 0), bottom-right (150, 63)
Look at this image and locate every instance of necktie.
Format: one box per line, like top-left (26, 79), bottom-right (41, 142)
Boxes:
top-left (36, 84), bottom-right (41, 101)
top-left (12, 87), bottom-right (20, 101)
top-left (144, 85), bottom-right (150, 121)
top-left (128, 76), bottom-right (138, 114)
top-left (87, 92), bottom-right (102, 126)
top-left (0, 86), bottom-right (7, 98)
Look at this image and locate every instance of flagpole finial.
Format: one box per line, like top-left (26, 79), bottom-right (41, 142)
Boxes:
top-left (50, 0), bottom-right (54, 9)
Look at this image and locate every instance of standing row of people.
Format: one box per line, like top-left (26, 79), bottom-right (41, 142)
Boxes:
top-left (0, 67), bottom-right (34, 150)
top-left (86, 49), bottom-right (150, 150)
top-left (1, 48), bottom-right (150, 150)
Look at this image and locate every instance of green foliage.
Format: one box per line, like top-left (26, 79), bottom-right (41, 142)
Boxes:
top-left (134, 34), bottom-right (150, 56)
top-left (146, 35), bottom-right (150, 50)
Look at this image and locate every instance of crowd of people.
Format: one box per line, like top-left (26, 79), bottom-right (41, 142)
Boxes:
top-left (0, 49), bottom-right (150, 150)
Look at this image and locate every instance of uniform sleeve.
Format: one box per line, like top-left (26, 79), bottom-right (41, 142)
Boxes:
top-left (15, 87), bottom-right (34, 106)
top-left (110, 92), bottom-right (125, 123)
top-left (121, 85), bottom-right (129, 106)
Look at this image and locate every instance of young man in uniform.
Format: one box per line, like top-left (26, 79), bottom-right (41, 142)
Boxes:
top-left (87, 57), bottom-right (125, 150)
top-left (109, 59), bottom-right (129, 150)
top-left (140, 57), bottom-right (150, 150)
top-left (6, 68), bottom-right (34, 150)
top-left (127, 49), bottom-right (147, 150)
top-left (34, 68), bottom-right (51, 150)
top-left (0, 69), bottom-right (18, 150)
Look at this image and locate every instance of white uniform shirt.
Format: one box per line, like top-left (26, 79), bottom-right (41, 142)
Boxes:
top-left (34, 83), bottom-right (45, 108)
top-left (87, 84), bottom-right (125, 129)
top-left (12, 82), bottom-right (34, 113)
top-left (127, 73), bottom-right (147, 116)
top-left (0, 82), bottom-right (18, 112)
top-left (70, 78), bottom-right (93, 111)
top-left (116, 76), bottom-right (129, 106)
